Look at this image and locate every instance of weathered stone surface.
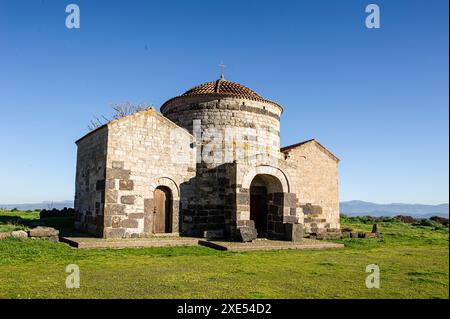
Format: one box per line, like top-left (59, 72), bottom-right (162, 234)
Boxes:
top-left (107, 168), bottom-right (130, 180)
top-left (111, 216), bottom-right (121, 228)
top-left (301, 203), bottom-right (323, 215)
top-left (121, 219), bottom-right (139, 228)
top-left (48, 236), bottom-right (59, 242)
top-left (105, 179), bottom-right (116, 190)
top-left (371, 224), bottom-right (381, 238)
top-left (119, 179), bottom-right (134, 191)
top-left (11, 230), bottom-right (28, 238)
top-left (104, 228), bottom-right (125, 238)
top-left (350, 232), bottom-right (359, 238)
top-left (105, 190), bottom-right (118, 204)
top-left (285, 223), bottom-right (303, 241)
top-left (236, 227), bottom-right (257, 242)
top-left (105, 204), bottom-right (125, 215)
top-left (0, 232), bottom-right (11, 239)
top-left (120, 195), bottom-right (135, 205)
top-left (28, 227), bottom-right (59, 237)
top-left (341, 231), bottom-right (351, 238)
top-left (204, 229), bottom-right (224, 240)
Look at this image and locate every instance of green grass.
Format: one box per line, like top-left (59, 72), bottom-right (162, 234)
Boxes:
top-left (0, 210), bottom-right (448, 299)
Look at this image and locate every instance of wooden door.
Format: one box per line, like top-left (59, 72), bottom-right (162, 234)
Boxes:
top-left (154, 188), bottom-right (166, 233)
top-left (153, 187), bottom-right (172, 233)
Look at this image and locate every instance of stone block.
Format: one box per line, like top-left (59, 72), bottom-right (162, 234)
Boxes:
top-left (105, 179), bottom-right (116, 190)
top-left (48, 236), bottom-right (59, 242)
top-left (105, 190), bottom-right (118, 203)
top-left (120, 195), bottom-right (135, 205)
top-left (111, 216), bottom-right (121, 228)
top-left (0, 232), bottom-right (11, 239)
top-left (121, 219), bottom-right (139, 228)
top-left (285, 223), bottom-right (303, 242)
top-left (11, 230), bottom-right (28, 238)
top-left (350, 232), bottom-right (359, 238)
top-left (104, 203), bottom-right (125, 215)
top-left (302, 203), bottom-right (323, 215)
top-left (284, 215), bottom-right (298, 224)
top-left (236, 227), bottom-right (257, 242)
top-left (107, 168), bottom-right (130, 180)
top-left (203, 229), bottom-right (224, 240)
top-left (104, 228), bottom-right (125, 238)
top-left (119, 180), bottom-right (134, 191)
top-left (28, 227), bottom-right (59, 238)
top-left (371, 224), bottom-right (381, 238)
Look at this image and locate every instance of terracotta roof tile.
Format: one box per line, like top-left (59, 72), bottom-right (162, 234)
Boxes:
top-left (161, 78), bottom-right (282, 110)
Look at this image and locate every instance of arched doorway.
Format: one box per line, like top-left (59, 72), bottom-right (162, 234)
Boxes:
top-left (249, 174), bottom-right (284, 238)
top-left (153, 186), bottom-right (172, 233)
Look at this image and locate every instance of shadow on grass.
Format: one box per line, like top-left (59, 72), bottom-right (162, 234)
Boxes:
top-left (0, 213), bottom-right (74, 233)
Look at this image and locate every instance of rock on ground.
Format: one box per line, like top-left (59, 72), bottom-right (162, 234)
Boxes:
top-left (11, 230), bottom-right (28, 238)
top-left (28, 226), bottom-right (59, 238)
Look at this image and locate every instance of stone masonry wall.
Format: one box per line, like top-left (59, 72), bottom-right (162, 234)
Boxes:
top-left (162, 96), bottom-right (282, 169)
top-left (282, 141), bottom-right (340, 233)
top-left (103, 109), bottom-right (196, 238)
top-left (74, 126), bottom-right (108, 236)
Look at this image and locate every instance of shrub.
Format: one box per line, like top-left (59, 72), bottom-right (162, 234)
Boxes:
top-left (430, 216), bottom-right (449, 227)
top-left (394, 215), bottom-right (417, 224)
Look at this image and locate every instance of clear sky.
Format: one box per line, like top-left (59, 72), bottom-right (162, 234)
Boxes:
top-left (0, 0), bottom-right (448, 204)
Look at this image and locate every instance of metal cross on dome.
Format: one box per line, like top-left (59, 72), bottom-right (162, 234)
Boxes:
top-left (218, 62), bottom-right (226, 79)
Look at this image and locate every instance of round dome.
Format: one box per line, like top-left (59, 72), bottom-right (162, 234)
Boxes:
top-left (183, 79), bottom-right (263, 100)
top-left (161, 77), bottom-right (282, 111)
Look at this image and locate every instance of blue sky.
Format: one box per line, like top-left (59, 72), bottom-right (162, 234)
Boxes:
top-left (0, 0), bottom-right (448, 204)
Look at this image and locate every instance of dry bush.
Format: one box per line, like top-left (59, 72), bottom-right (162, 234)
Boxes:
top-left (88, 103), bottom-right (153, 131)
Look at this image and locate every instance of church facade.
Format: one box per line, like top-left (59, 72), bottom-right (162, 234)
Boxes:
top-left (74, 76), bottom-right (341, 241)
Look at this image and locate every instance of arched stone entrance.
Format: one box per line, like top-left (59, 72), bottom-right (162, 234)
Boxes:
top-left (235, 165), bottom-right (297, 241)
top-left (250, 174), bottom-right (284, 238)
top-left (147, 177), bottom-right (180, 234)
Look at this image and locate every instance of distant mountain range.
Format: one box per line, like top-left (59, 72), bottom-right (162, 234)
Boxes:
top-left (1, 200), bottom-right (448, 218)
top-left (340, 200), bottom-right (449, 218)
top-left (0, 200), bottom-right (74, 211)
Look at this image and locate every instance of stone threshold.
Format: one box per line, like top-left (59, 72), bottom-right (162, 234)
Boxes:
top-left (59, 235), bottom-right (344, 251)
top-left (59, 236), bottom-right (200, 249)
top-left (198, 238), bottom-right (345, 251)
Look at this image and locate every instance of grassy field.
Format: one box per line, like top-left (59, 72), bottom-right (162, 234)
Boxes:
top-left (0, 210), bottom-right (448, 299)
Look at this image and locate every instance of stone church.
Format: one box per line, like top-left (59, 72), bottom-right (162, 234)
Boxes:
top-left (74, 75), bottom-right (340, 241)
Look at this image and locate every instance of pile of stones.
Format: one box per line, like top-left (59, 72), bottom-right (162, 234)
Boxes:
top-left (310, 228), bottom-right (342, 240)
top-left (341, 224), bottom-right (381, 239)
top-left (0, 226), bottom-right (59, 242)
